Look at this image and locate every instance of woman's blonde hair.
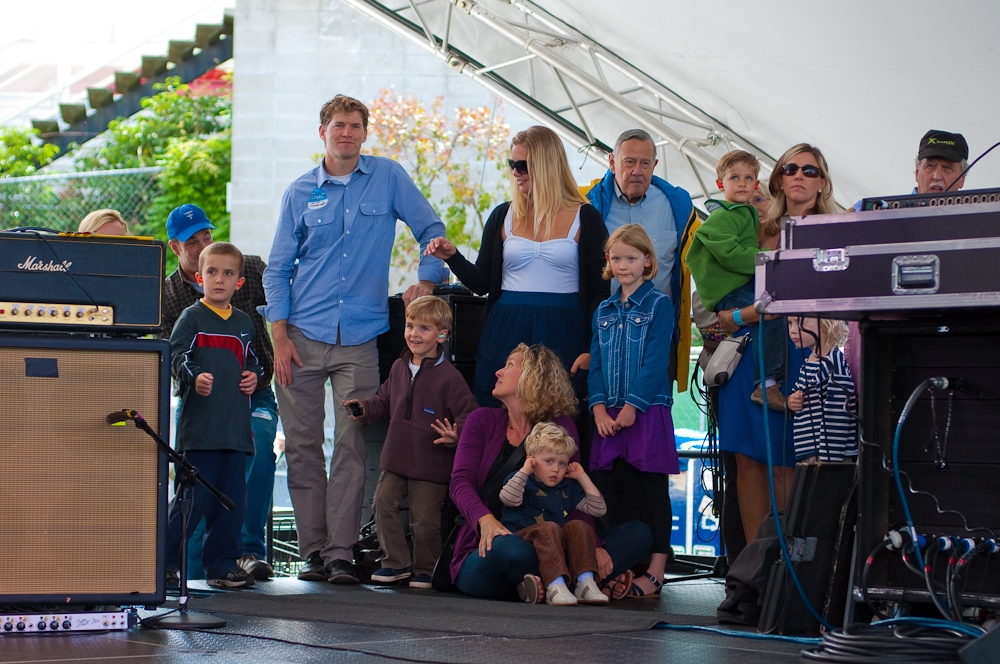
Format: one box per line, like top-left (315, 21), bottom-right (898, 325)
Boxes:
top-left (509, 126), bottom-right (585, 240)
top-left (524, 421), bottom-right (577, 458)
top-left (78, 209), bottom-right (128, 235)
top-left (509, 342), bottom-right (578, 423)
top-left (602, 223), bottom-right (658, 281)
top-left (764, 143), bottom-right (835, 236)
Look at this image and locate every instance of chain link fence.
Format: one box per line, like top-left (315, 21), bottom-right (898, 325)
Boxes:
top-left (0, 167), bottom-right (162, 232)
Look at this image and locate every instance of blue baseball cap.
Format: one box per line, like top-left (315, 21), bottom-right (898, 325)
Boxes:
top-left (166, 204), bottom-right (216, 242)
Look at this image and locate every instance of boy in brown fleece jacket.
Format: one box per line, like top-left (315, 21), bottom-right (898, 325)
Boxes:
top-left (343, 296), bottom-right (478, 588)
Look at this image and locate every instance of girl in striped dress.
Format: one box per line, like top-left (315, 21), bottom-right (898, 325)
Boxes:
top-left (786, 317), bottom-right (858, 462)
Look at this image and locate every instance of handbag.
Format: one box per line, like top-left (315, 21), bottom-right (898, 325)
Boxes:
top-left (431, 443), bottom-right (527, 592)
top-left (703, 333), bottom-right (751, 387)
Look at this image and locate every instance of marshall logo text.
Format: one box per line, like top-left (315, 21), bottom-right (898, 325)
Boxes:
top-left (17, 256), bottom-right (73, 272)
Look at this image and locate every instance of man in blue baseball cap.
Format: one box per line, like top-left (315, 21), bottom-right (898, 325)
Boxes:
top-left (161, 203), bottom-right (280, 584)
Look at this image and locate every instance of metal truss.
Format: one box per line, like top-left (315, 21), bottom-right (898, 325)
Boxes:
top-left (341, 0), bottom-right (777, 201)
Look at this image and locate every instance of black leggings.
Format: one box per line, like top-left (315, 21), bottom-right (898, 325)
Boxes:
top-left (607, 458), bottom-right (673, 554)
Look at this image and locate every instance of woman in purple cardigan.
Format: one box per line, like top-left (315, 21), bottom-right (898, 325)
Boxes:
top-left (450, 342), bottom-right (652, 599)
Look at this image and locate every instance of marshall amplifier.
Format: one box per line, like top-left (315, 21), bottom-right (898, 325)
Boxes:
top-left (755, 202), bottom-right (1000, 318)
top-left (0, 231), bottom-right (164, 334)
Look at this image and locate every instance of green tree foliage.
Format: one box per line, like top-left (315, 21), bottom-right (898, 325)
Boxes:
top-left (0, 127), bottom-right (60, 177)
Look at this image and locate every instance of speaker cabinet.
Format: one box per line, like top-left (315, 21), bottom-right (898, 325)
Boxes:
top-left (0, 335), bottom-right (169, 606)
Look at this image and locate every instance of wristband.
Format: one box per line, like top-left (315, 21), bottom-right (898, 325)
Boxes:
top-left (732, 308), bottom-right (745, 327)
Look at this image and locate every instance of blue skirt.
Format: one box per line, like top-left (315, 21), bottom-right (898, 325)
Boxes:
top-left (717, 328), bottom-right (808, 467)
top-left (473, 291), bottom-right (588, 407)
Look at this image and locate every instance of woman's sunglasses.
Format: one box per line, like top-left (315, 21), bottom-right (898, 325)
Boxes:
top-left (508, 159), bottom-right (529, 175)
top-left (780, 163), bottom-right (822, 178)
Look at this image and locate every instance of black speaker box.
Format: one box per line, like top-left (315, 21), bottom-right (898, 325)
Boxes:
top-left (0, 335), bottom-right (169, 606)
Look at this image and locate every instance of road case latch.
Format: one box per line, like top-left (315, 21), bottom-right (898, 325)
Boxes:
top-left (812, 248), bottom-right (849, 272)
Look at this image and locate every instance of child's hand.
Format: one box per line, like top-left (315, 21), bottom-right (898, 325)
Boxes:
top-left (195, 372), bottom-right (214, 397)
top-left (614, 403), bottom-right (637, 429)
top-left (341, 399), bottom-right (364, 420)
top-left (239, 370), bottom-right (257, 395)
top-left (431, 418), bottom-right (459, 444)
top-left (569, 352), bottom-right (590, 376)
top-left (565, 461), bottom-right (587, 481)
top-left (593, 404), bottom-right (618, 438)
top-left (787, 390), bottom-right (804, 413)
top-left (520, 455), bottom-right (535, 475)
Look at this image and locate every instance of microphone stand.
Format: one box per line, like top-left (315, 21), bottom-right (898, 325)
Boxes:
top-left (120, 411), bottom-right (232, 630)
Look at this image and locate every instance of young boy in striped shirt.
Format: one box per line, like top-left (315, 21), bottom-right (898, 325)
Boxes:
top-left (786, 317), bottom-right (858, 462)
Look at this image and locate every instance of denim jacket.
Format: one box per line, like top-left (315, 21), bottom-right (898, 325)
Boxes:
top-left (588, 280), bottom-right (675, 412)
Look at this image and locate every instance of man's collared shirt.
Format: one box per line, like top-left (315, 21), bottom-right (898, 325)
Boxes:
top-left (604, 181), bottom-right (676, 297)
top-left (261, 155), bottom-right (449, 346)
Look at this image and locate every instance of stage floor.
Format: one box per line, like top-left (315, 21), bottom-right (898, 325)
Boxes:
top-left (0, 578), bottom-right (806, 663)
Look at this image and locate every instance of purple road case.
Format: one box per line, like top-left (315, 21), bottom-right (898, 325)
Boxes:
top-left (755, 202), bottom-right (1000, 318)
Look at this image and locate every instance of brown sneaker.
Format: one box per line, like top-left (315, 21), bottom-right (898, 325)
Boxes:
top-left (751, 384), bottom-right (787, 412)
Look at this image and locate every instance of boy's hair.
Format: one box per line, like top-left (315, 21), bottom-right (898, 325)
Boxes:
top-left (797, 316), bottom-right (850, 353)
top-left (715, 150), bottom-right (760, 181)
top-left (405, 295), bottom-right (453, 331)
top-left (602, 223), bottom-right (658, 281)
top-left (198, 241), bottom-right (245, 277)
top-left (320, 95), bottom-right (369, 129)
top-left (524, 421), bottom-right (577, 459)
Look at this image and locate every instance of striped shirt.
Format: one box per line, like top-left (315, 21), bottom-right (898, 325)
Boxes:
top-left (792, 347), bottom-right (858, 461)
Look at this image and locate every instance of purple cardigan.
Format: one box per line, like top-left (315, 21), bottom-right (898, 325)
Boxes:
top-left (448, 408), bottom-right (580, 582)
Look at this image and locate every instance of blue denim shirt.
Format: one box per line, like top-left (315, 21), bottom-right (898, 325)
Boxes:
top-left (260, 155), bottom-right (449, 346)
top-left (588, 279), bottom-right (675, 411)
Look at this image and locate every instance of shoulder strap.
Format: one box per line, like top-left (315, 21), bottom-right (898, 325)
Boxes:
top-left (566, 207), bottom-right (581, 239)
top-left (478, 441), bottom-right (527, 503)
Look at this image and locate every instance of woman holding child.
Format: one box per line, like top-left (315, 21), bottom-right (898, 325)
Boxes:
top-left (712, 144), bottom-right (835, 544)
top-left (424, 125), bottom-right (609, 407)
top-left (449, 343), bottom-right (652, 600)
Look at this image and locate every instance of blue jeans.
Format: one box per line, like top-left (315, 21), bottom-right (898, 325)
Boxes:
top-left (455, 520), bottom-right (652, 599)
top-left (166, 450), bottom-right (248, 579)
top-left (716, 282), bottom-right (786, 386)
top-left (243, 388), bottom-right (278, 557)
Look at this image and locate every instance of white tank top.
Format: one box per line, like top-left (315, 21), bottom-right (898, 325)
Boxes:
top-left (500, 206), bottom-right (580, 293)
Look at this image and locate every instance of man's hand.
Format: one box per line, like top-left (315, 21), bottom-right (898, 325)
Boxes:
top-left (430, 418), bottom-right (459, 444)
top-left (787, 390), bottom-right (804, 413)
top-left (614, 403), bottom-right (637, 429)
top-left (570, 352), bottom-right (590, 376)
top-left (271, 320), bottom-right (303, 388)
top-left (402, 280), bottom-right (435, 306)
top-left (195, 372), bottom-right (214, 397)
top-left (477, 514), bottom-right (511, 558)
top-left (593, 403), bottom-right (618, 438)
top-left (239, 370), bottom-right (258, 395)
top-left (424, 236), bottom-right (457, 260)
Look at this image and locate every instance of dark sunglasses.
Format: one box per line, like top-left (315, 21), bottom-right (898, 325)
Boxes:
top-left (508, 159), bottom-right (529, 175)
top-left (780, 163), bottom-right (822, 178)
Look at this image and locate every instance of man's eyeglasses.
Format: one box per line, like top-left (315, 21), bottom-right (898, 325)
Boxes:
top-left (508, 159), bottom-right (529, 175)
top-left (780, 163), bottom-right (822, 178)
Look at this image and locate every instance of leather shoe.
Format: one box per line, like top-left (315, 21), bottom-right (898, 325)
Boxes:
top-left (326, 558), bottom-right (360, 584)
top-left (297, 551), bottom-right (327, 581)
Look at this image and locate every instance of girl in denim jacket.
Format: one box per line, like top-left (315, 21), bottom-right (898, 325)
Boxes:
top-left (587, 224), bottom-right (678, 598)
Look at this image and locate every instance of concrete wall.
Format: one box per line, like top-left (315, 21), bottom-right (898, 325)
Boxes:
top-left (230, 0), bottom-right (566, 264)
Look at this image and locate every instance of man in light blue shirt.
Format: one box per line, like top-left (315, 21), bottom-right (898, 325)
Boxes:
top-left (261, 95), bottom-right (447, 584)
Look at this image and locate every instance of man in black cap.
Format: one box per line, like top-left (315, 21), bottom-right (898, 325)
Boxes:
top-left (915, 129), bottom-right (968, 194)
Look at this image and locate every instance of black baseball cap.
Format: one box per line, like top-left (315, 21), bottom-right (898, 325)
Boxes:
top-left (917, 130), bottom-right (969, 163)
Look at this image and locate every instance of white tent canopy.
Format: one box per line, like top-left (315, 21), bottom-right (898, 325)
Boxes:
top-left (343, 0), bottom-right (1000, 209)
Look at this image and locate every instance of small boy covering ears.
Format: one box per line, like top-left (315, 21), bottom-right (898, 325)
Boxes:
top-left (344, 296), bottom-right (478, 588)
top-left (500, 422), bottom-right (609, 606)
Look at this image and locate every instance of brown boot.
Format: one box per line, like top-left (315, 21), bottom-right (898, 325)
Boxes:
top-left (751, 384), bottom-right (787, 412)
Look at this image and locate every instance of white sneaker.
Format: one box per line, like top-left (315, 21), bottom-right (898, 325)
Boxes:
top-left (545, 582), bottom-right (578, 606)
top-left (574, 577), bottom-right (609, 604)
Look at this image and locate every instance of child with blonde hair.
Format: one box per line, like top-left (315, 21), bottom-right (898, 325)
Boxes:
top-left (500, 422), bottom-right (608, 606)
top-left (787, 317), bottom-right (858, 462)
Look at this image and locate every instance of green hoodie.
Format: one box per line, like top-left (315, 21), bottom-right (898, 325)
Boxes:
top-left (686, 199), bottom-right (760, 311)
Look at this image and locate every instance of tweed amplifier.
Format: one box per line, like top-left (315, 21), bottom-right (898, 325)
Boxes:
top-left (0, 231), bottom-right (164, 334)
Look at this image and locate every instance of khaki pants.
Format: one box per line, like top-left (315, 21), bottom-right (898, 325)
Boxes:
top-left (277, 325), bottom-right (378, 563)
top-left (515, 520), bottom-right (598, 587)
top-left (372, 470), bottom-right (448, 577)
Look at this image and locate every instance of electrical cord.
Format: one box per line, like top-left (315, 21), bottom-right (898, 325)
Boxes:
top-left (801, 618), bottom-right (983, 662)
top-left (942, 140), bottom-right (1000, 192)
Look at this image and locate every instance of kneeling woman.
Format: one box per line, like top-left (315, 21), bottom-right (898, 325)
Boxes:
top-left (449, 343), bottom-right (652, 599)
